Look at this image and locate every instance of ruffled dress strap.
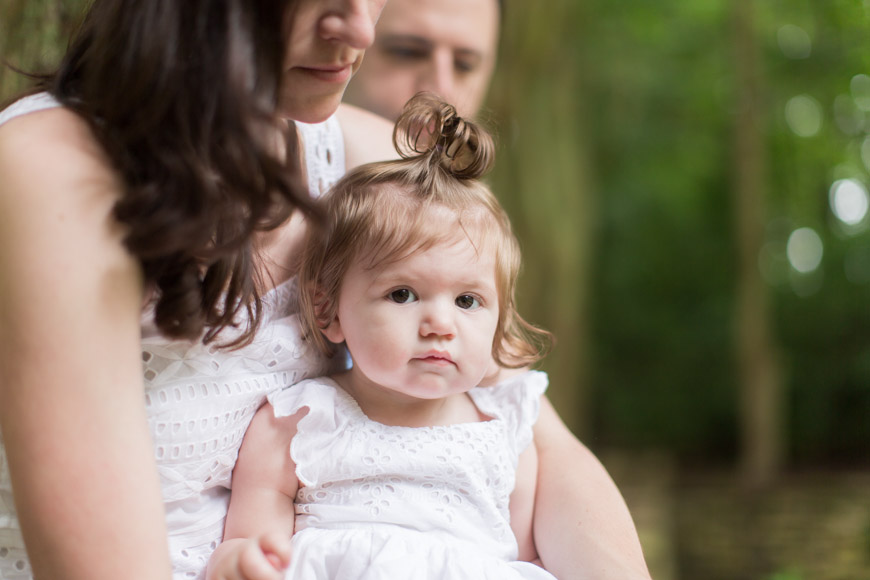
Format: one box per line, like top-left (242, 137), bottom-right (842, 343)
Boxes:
top-left (295, 116), bottom-right (345, 199)
top-left (267, 378), bottom-right (358, 487)
top-left (468, 370), bottom-right (549, 454)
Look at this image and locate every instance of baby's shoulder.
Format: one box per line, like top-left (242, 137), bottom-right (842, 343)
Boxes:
top-left (268, 376), bottom-right (342, 415)
top-left (470, 371), bottom-right (549, 449)
top-left (472, 370), bottom-right (549, 412)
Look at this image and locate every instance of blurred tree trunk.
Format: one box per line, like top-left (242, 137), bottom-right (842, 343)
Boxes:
top-left (732, 0), bottom-right (784, 488)
top-left (487, 0), bottom-right (596, 439)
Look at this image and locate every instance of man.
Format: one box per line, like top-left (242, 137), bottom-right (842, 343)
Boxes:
top-left (344, 0), bottom-right (501, 120)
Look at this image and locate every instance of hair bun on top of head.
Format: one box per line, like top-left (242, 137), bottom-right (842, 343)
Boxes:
top-left (392, 92), bottom-right (494, 181)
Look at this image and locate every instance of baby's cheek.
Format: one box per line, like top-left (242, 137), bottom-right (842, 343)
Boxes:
top-left (361, 338), bottom-right (406, 368)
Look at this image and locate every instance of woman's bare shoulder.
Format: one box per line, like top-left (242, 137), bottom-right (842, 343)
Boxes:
top-left (0, 105), bottom-right (137, 297)
top-left (0, 105), bottom-right (114, 178)
top-left (0, 106), bottom-right (123, 229)
top-left (335, 102), bottom-right (398, 169)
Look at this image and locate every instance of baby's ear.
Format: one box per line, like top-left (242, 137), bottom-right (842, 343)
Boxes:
top-left (315, 294), bottom-right (344, 344)
top-left (320, 317), bottom-right (344, 344)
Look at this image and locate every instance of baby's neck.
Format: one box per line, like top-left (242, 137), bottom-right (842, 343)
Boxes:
top-left (331, 371), bottom-right (487, 428)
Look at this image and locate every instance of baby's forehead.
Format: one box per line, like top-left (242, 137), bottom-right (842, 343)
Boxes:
top-left (364, 234), bottom-right (499, 296)
top-left (361, 228), bottom-right (485, 270)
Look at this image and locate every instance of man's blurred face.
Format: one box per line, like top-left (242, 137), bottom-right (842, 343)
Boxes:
top-left (345, 0), bottom-right (500, 120)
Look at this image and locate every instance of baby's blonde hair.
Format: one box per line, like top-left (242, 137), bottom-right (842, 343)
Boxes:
top-left (298, 94), bottom-right (552, 368)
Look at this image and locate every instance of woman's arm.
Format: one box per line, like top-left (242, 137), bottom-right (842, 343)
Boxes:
top-left (509, 442), bottom-right (540, 563)
top-left (207, 404), bottom-right (301, 580)
top-left (492, 368), bottom-right (648, 576)
top-left (533, 398), bottom-right (651, 580)
top-left (0, 110), bottom-right (171, 578)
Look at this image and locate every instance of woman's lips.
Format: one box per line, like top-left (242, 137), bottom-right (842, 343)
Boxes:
top-left (297, 64), bottom-right (353, 83)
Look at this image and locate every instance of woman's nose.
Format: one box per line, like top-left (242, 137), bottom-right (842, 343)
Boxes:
top-left (318, 0), bottom-right (380, 49)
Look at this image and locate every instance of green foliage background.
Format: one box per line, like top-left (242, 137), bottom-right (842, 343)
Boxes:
top-left (2, 0), bottom-right (868, 473)
top-left (486, 0), bottom-right (870, 471)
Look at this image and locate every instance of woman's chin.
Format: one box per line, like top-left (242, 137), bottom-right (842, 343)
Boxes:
top-left (279, 94), bottom-right (344, 124)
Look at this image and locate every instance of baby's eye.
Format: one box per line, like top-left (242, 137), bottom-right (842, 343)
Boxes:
top-left (388, 288), bottom-right (418, 304)
top-left (455, 294), bottom-right (481, 310)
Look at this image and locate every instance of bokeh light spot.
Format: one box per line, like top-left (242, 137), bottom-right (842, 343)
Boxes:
top-left (851, 74), bottom-right (870, 111)
top-left (785, 95), bottom-right (822, 137)
top-left (829, 179), bottom-right (869, 226)
top-left (787, 227), bottom-right (824, 273)
top-left (777, 24), bottom-right (812, 59)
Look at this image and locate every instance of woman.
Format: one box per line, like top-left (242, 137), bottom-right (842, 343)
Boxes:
top-left (0, 1), bottom-right (650, 579)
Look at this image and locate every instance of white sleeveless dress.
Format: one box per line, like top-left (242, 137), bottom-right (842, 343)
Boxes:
top-left (0, 93), bottom-right (346, 580)
top-left (269, 372), bottom-right (556, 580)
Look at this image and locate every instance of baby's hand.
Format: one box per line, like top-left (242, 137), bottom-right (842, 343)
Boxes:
top-left (208, 532), bottom-right (292, 580)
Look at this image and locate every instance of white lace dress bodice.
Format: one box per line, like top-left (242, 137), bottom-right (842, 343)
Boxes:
top-left (0, 93), bottom-right (346, 580)
top-left (267, 371), bottom-right (556, 580)
top-left (139, 282), bottom-right (340, 580)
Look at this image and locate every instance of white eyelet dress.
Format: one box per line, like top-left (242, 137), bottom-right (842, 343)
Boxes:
top-left (0, 93), bottom-right (346, 580)
top-left (269, 371), bottom-right (557, 580)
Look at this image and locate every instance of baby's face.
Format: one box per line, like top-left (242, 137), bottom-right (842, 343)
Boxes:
top-left (322, 232), bottom-right (499, 402)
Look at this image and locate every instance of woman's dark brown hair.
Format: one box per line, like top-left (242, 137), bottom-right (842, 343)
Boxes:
top-left (38, 0), bottom-right (313, 346)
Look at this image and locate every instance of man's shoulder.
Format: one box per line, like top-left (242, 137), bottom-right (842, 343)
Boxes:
top-left (336, 103), bottom-right (399, 169)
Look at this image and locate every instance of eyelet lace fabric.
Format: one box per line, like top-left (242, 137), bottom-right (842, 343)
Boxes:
top-left (0, 95), bottom-right (346, 580)
top-left (267, 371), bottom-right (556, 579)
top-left (140, 280), bottom-right (339, 579)
top-left (297, 116), bottom-right (346, 199)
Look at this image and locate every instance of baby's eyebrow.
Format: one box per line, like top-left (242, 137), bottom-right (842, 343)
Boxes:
top-left (454, 277), bottom-right (497, 294)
